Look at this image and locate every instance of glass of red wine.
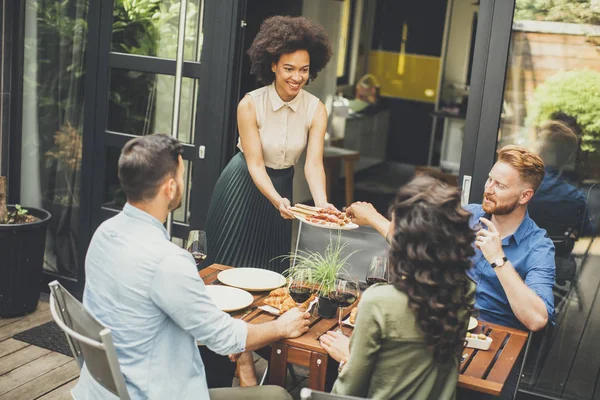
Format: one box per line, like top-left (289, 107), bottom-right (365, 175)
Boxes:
top-left (288, 267), bottom-right (315, 306)
top-left (187, 230), bottom-right (207, 265)
top-left (366, 256), bottom-right (389, 286)
top-left (332, 276), bottom-right (359, 334)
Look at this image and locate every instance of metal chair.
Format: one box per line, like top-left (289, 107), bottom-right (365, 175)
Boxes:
top-left (300, 388), bottom-right (370, 399)
top-left (49, 280), bottom-right (131, 400)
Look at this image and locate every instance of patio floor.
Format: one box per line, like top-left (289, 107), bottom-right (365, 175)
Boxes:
top-left (0, 294), bottom-right (78, 400)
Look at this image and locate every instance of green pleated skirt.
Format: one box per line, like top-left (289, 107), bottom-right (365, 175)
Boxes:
top-left (203, 153), bottom-right (294, 273)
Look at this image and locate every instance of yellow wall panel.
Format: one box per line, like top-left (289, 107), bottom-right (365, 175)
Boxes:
top-left (368, 50), bottom-right (441, 103)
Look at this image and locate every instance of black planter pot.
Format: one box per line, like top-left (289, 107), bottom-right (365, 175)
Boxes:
top-left (318, 296), bottom-right (337, 319)
top-left (0, 206), bottom-right (51, 317)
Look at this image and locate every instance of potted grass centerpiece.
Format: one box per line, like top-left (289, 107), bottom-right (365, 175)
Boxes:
top-left (284, 234), bottom-right (357, 318)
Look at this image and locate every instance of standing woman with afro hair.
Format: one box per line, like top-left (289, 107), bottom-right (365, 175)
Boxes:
top-left (204, 16), bottom-right (334, 274)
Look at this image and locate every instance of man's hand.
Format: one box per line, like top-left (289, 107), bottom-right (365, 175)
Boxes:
top-left (346, 202), bottom-right (380, 226)
top-left (277, 198), bottom-right (295, 219)
top-left (475, 217), bottom-right (505, 263)
top-left (319, 330), bottom-right (350, 363)
top-left (276, 307), bottom-right (311, 338)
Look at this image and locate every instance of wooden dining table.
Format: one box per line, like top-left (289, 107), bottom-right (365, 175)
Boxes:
top-left (200, 264), bottom-right (528, 396)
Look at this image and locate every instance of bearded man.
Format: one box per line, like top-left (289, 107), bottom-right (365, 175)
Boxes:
top-left (346, 145), bottom-right (555, 332)
top-left (463, 145), bottom-right (555, 332)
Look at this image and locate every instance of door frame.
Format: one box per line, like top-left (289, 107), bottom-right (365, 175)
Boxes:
top-left (459, 0), bottom-right (516, 204)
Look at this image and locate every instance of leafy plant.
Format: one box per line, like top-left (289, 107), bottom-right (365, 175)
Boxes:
top-left (44, 121), bottom-right (82, 205)
top-left (515, 0), bottom-right (600, 25)
top-left (525, 69), bottom-right (600, 153)
top-left (2, 205), bottom-right (37, 225)
top-left (283, 234), bottom-right (358, 297)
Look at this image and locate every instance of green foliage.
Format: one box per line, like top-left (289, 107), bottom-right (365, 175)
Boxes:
top-left (283, 234), bottom-right (358, 297)
top-left (515, 0), bottom-right (600, 25)
top-left (3, 205), bottom-right (34, 225)
top-left (526, 69), bottom-right (600, 152)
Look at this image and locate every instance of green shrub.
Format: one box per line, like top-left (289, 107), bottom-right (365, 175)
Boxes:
top-left (515, 0), bottom-right (600, 25)
top-left (526, 69), bottom-right (600, 153)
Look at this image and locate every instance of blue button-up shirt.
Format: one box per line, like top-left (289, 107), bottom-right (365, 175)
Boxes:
top-left (72, 204), bottom-right (247, 400)
top-left (464, 204), bottom-right (556, 330)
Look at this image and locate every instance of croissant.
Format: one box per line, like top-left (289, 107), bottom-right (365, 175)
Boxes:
top-left (263, 289), bottom-right (316, 313)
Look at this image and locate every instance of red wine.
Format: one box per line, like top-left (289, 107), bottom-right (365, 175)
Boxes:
top-left (289, 286), bottom-right (312, 303)
top-left (331, 292), bottom-right (357, 308)
top-left (366, 277), bottom-right (387, 286)
top-left (191, 252), bottom-right (207, 264)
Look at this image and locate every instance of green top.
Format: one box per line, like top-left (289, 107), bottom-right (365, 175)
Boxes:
top-left (332, 284), bottom-right (468, 400)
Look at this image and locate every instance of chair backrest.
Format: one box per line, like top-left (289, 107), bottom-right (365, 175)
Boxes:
top-left (294, 222), bottom-right (389, 284)
top-left (49, 281), bottom-right (130, 400)
top-left (300, 388), bottom-right (369, 399)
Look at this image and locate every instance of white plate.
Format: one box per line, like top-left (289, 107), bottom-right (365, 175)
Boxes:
top-left (217, 268), bottom-right (287, 292)
top-left (205, 285), bottom-right (254, 312)
top-left (468, 317), bottom-right (478, 331)
top-left (342, 316), bottom-right (354, 327)
top-left (292, 212), bottom-right (359, 231)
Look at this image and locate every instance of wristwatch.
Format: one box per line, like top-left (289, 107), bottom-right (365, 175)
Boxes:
top-left (490, 256), bottom-right (508, 269)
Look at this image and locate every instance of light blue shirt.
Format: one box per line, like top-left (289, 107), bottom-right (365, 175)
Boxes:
top-left (72, 204), bottom-right (248, 400)
top-left (464, 204), bottom-right (555, 331)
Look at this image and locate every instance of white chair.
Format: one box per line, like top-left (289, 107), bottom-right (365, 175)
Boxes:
top-left (49, 280), bottom-right (131, 400)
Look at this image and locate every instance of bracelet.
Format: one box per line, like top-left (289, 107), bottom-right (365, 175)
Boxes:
top-left (338, 359), bottom-right (347, 373)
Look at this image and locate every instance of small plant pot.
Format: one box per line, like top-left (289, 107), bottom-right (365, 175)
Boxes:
top-left (317, 296), bottom-right (337, 319)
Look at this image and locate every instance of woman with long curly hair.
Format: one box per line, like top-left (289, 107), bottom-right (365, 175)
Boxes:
top-left (203, 16), bottom-right (333, 274)
top-left (319, 175), bottom-right (476, 399)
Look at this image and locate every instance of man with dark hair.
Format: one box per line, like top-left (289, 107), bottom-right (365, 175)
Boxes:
top-left (73, 134), bottom-right (304, 400)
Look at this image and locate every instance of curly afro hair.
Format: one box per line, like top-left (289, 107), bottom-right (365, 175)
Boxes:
top-left (247, 16), bottom-right (333, 85)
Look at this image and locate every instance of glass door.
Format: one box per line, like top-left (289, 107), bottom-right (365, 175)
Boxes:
top-left (88, 0), bottom-right (204, 243)
top-left (468, 0), bottom-right (600, 398)
top-left (86, 0), bottom-right (247, 251)
top-left (13, 0), bottom-right (240, 291)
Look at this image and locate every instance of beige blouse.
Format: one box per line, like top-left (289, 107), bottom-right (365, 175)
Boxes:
top-left (237, 83), bottom-right (320, 169)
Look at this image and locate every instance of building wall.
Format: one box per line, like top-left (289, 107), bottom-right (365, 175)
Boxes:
top-left (444, 0), bottom-right (478, 89)
top-left (293, 0), bottom-right (344, 204)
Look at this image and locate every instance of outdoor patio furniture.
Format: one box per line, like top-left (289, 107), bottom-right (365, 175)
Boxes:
top-left (323, 147), bottom-right (360, 206)
top-left (201, 264), bottom-right (529, 396)
top-left (49, 280), bottom-right (131, 400)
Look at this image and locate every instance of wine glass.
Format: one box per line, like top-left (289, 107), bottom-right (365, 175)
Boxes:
top-left (332, 276), bottom-right (359, 334)
top-left (366, 256), bottom-right (389, 286)
top-left (187, 230), bottom-right (207, 265)
top-left (288, 267), bottom-right (315, 306)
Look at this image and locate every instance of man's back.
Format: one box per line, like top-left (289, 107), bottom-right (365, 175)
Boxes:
top-left (72, 204), bottom-right (247, 399)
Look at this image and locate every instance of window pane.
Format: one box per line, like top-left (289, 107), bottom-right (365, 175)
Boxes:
top-left (111, 0), bottom-right (204, 61)
top-left (103, 146), bottom-right (192, 224)
top-left (496, 3), bottom-right (600, 398)
top-left (20, 0), bottom-right (88, 279)
top-left (107, 69), bottom-right (197, 143)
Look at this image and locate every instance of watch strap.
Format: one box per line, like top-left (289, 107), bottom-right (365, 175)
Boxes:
top-left (491, 256), bottom-right (508, 269)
